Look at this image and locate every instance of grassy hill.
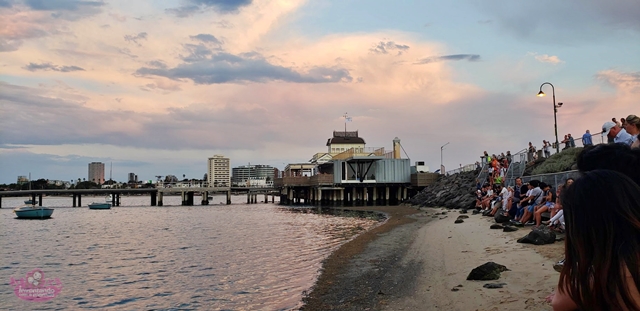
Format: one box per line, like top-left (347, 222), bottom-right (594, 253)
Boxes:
top-left (524, 147), bottom-right (583, 176)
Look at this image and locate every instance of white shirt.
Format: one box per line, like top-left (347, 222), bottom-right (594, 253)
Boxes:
top-left (486, 189), bottom-right (493, 197)
top-left (500, 187), bottom-right (510, 202)
top-left (615, 128), bottom-right (635, 146)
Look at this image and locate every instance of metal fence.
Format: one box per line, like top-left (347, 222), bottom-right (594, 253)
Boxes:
top-left (511, 170), bottom-right (581, 190)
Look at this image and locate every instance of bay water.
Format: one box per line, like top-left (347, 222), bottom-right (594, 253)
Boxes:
top-left (0, 195), bottom-right (381, 310)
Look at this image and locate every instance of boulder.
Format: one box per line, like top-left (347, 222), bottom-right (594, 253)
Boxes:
top-left (490, 224), bottom-right (504, 230)
top-left (494, 213), bottom-right (510, 224)
top-left (517, 227), bottom-right (556, 245)
top-left (467, 262), bottom-right (510, 280)
top-left (457, 215), bottom-right (469, 219)
top-left (502, 226), bottom-right (518, 232)
top-left (408, 170), bottom-right (480, 209)
top-left (454, 219), bottom-right (464, 224)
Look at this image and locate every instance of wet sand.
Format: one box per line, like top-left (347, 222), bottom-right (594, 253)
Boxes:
top-left (301, 206), bottom-right (564, 311)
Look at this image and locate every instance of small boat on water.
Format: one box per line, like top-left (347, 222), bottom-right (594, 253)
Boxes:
top-left (14, 205), bottom-right (54, 219)
top-left (89, 195), bottom-right (112, 209)
top-left (24, 199), bottom-right (38, 205)
top-left (88, 202), bottom-right (111, 209)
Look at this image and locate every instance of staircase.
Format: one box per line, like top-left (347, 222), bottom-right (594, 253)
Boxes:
top-left (504, 149), bottom-right (527, 187)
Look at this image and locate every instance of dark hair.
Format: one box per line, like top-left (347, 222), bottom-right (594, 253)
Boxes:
top-left (559, 170), bottom-right (640, 310)
top-left (577, 144), bottom-right (640, 186)
top-left (564, 178), bottom-right (575, 187)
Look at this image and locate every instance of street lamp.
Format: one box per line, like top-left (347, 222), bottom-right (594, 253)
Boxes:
top-left (537, 82), bottom-right (561, 154)
top-left (440, 142), bottom-right (449, 174)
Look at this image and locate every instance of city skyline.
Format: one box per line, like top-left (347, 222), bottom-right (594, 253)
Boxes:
top-left (1, 0), bottom-right (639, 184)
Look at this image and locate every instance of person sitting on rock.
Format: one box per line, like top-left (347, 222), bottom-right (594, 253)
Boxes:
top-left (506, 177), bottom-right (524, 219)
top-left (480, 185), bottom-right (495, 211)
top-left (490, 183), bottom-right (510, 217)
top-left (514, 180), bottom-right (544, 226)
top-left (533, 183), bottom-right (556, 228)
top-left (550, 170), bottom-right (640, 311)
top-left (544, 178), bottom-right (574, 230)
top-left (513, 182), bottom-right (533, 222)
top-left (475, 184), bottom-right (489, 209)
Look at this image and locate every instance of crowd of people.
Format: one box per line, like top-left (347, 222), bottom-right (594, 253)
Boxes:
top-left (516, 114), bottom-right (640, 164)
top-left (472, 115), bottom-right (640, 310)
top-left (476, 143), bottom-right (640, 310)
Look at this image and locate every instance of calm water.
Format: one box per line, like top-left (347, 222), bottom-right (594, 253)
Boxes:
top-left (0, 195), bottom-right (381, 310)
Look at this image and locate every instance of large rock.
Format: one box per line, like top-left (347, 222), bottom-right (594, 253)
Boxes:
top-left (409, 170), bottom-right (479, 209)
top-left (517, 227), bottom-right (556, 245)
top-left (494, 213), bottom-right (510, 224)
top-left (467, 262), bottom-right (509, 280)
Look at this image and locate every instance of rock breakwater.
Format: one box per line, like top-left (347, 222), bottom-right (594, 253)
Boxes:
top-left (409, 170), bottom-right (478, 210)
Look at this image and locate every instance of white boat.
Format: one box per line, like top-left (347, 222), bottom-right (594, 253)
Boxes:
top-left (14, 206), bottom-right (54, 219)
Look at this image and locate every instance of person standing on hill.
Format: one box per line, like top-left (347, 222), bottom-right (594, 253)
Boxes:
top-left (528, 142), bottom-right (536, 162)
top-left (568, 134), bottom-right (575, 148)
top-left (582, 130), bottom-right (593, 147)
top-left (543, 140), bottom-right (551, 158)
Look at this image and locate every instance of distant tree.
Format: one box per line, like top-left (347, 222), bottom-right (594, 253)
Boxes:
top-left (74, 181), bottom-right (100, 189)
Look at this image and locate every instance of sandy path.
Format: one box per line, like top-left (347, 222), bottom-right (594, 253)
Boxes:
top-left (383, 209), bottom-right (563, 311)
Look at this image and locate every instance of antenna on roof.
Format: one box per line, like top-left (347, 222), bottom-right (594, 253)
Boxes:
top-left (343, 112), bottom-right (352, 136)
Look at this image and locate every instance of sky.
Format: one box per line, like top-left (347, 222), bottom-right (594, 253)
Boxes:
top-left (0, 0), bottom-right (639, 184)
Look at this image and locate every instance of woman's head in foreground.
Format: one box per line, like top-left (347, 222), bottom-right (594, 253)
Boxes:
top-left (560, 169), bottom-right (640, 310)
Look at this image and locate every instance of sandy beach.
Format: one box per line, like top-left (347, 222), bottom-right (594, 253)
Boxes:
top-left (302, 206), bottom-right (565, 311)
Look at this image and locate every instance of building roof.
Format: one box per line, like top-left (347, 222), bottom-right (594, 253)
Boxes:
top-left (326, 130), bottom-right (366, 146)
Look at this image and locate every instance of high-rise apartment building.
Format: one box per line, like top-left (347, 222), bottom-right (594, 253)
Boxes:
top-left (207, 155), bottom-right (230, 187)
top-left (128, 173), bottom-right (138, 183)
top-left (232, 165), bottom-right (275, 185)
top-left (88, 162), bottom-right (105, 184)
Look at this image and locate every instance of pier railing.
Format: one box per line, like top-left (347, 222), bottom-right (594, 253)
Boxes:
top-left (273, 174), bottom-right (335, 187)
top-left (331, 147), bottom-right (386, 160)
top-left (310, 174), bottom-right (334, 185)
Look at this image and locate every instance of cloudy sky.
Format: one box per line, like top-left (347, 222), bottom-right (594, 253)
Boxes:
top-left (0, 0), bottom-right (639, 184)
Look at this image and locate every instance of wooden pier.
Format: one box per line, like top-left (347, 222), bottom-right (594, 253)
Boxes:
top-left (0, 187), bottom-right (280, 208)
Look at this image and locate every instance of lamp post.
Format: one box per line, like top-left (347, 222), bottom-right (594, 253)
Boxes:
top-left (440, 142), bottom-right (449, 174)
top-left (537, 82), bottom-right (561, 154)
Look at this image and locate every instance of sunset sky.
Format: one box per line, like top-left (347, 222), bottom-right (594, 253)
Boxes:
top-left (1, 0), bottom-right (639, 184)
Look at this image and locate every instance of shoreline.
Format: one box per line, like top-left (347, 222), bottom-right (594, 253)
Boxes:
top-left (301, 205), bottom-right (564, 311)
top-left (300, 205), bottom-right (427, 311)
